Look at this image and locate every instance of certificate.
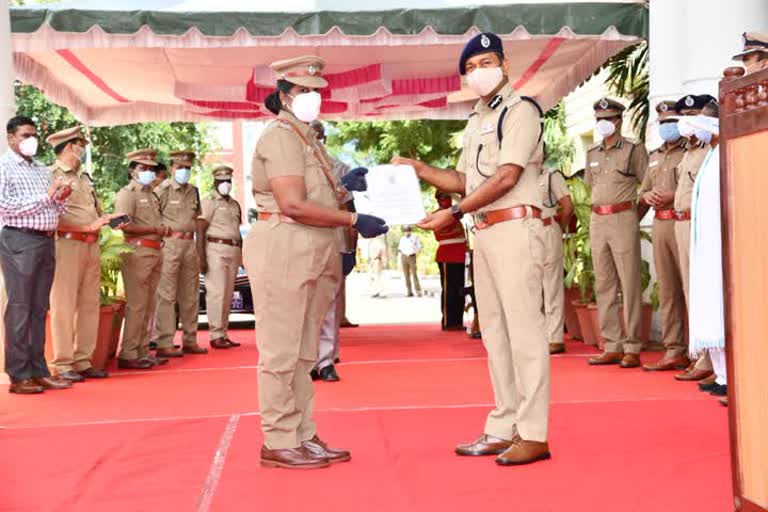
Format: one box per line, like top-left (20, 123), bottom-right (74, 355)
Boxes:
top-left (352, 164), bottom-right (426, 226)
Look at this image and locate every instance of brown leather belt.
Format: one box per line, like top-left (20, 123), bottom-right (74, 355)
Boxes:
top-left (125, 237), bottom-right (163, 250)
top-left (654, 209), bottom-right (676, 221)
top-left (57, 231), bottom-right (99, 243)
top-left (168, 231), bottom-right (194, 240)
top-left (591, 201), bottom-right (634, 215)
top-left (207, 236), bottom-right (242, 247)
top-left (675, 210), bottom-right (692, 221)
top-left (542, 217), bottom-right (554, 227)
top-left (473, 206), bottom-right (541, 230)
top-left (258, 212), bottom-right (297, 224)
top-left (5, 226), bottom-right (55, 238)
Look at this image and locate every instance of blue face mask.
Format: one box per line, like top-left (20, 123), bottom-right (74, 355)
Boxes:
top-left (137, 170), bottom-right (156, 186)
top-left (175, 167), bottom-right (191, 185)
top-left (658, 122), bottom-right (680, 143)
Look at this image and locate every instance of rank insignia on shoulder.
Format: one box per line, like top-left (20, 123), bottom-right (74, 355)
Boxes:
top-left (488, 95), bottom-right (503, 109)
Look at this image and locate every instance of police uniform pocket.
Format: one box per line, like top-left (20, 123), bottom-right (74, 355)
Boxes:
top-left (476, 133), bottom-right (498, 178)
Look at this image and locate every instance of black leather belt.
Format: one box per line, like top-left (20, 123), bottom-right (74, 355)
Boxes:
top-left (3, 226), bottom-right (55, 238)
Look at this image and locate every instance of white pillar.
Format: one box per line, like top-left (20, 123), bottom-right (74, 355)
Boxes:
top-left (0, 0), bottom-right (15, 154)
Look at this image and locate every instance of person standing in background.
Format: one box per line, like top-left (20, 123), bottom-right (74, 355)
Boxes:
top-left (368, 235), bottom-right (387, 298)
top-left (398, 226), bottom-right (422, 297)
top-left (433, 191), bottom-right (467, 331)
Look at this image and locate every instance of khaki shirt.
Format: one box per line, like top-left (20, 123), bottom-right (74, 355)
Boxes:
top-left (50, 160), bottom-right (102, 226)
top-left (674, 143), bottom-right (710, 211)
top-left (156, 179), bottom-right (201, 232)
top-left (639, 139), bottom-right (688, 209)
top-left (114, 179), bottom-right (162, 240)
top-left (456, 83), bottom-right (544, 212)
top-left (251, 110), bottom-right (338, 213)
top-left (199, 194), bottom-right (242, 240)
top-left (539, 169), bottom-right (570, 219)
top-left (585, 138), bottom-right (649, 206)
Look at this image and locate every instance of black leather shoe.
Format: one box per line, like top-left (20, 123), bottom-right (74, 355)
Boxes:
top-left (699, 382), bottom-right (719, 392)
top-left (78, 368), bottom-right (109, 379)
top-left (57, 370), bottom-right (85, 383)
top-left (318, 365), bottom-right (340, 382)
top-left (310, 369), bottom-right (320, 381)
top-left (709, 384), bottom-right (727, 397)
top-left (225, 338), bottom-right (241, 347)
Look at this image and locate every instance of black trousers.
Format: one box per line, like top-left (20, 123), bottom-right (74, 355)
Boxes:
top-left (0, 228), bottom-right (55, 382)
top-left (438, 262), bottom-right (465, 329)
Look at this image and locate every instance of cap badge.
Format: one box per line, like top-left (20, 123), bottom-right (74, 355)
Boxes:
top-left (480, 35), bottom-right (491, 48)
top-left (659, 103), bottom-right (669, 112)
top-left (685, 96), bottom-right (695, 107)
top-left (308, 65), bottom-right (318, 76)
top-left (599, 99), bottom-right (609, 109)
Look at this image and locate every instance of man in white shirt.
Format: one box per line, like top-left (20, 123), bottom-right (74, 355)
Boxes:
top-left (398, 226), bottom-right (422, 297)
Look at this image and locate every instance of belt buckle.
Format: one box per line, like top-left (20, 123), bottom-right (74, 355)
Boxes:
top-left (674, 210), bottom-right (683, 220)
top-left (473, 212), bottom-right (488, 230)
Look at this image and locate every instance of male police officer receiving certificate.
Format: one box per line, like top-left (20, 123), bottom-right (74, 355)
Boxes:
top-left (393, 32), bottom-right (550, 466)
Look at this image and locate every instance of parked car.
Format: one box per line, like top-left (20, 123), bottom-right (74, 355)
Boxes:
top-left (199, 225), bottom-right (253, 316)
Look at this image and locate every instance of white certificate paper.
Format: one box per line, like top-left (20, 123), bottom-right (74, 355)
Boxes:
top-left (353, 165), bottom-right (426, 226)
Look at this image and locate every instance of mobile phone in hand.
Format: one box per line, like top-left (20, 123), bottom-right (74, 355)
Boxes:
top-left (109, 214), bottom-right (132, 229)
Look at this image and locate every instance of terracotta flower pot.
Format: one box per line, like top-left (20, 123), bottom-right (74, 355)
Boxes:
top-left (573, 301), bottom-right (597, 346)
top-left (588, 304), bottom-right (606, 350)
top-left (108, 299), bottom-right (126, 360)
top-left (563, 286), bottom-right (583, 341)
top-left (90, 304), bottom-right (120, 370)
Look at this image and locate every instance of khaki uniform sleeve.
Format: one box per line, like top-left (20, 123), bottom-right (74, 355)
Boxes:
top-left (584, 152), bottom-right (594, 188)
top-left (550, 172), bottom-right (570, 201)
top-left (156, 182), bottom-right (169, 211)
top-left (497, 101), bottom-right (540, 168)
top-left (114, 189), bottom-right (134, 217)
top-left (260, 127), bottom-right (306, 179)
top-left (456, 150), bottom-right (467, 174)
top-left (639, 162), bottom-right (653, 195)
top-left (631, 143), bottom-right (649, 185)
top-left (199, 197), bottom-right (214, 223)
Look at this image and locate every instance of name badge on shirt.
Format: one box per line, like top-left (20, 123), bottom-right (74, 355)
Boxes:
top-left (170, 200), bottom-right (181, 205)
top-left (590, 162), bottom-right (599, 167)
top-left (139, 199), bottom-right (149, 204)
top-left (649, 161), bottom-right (659, 168)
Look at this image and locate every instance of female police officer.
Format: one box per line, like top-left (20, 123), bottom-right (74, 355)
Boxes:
top-left (245, 55), bottom-right (387, 469)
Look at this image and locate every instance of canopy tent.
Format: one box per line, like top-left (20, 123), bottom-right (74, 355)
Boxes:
top-left (8, 3), bottom-right (648, 125)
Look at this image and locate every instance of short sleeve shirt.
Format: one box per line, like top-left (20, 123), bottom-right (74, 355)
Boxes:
top-left (457, 83), bottom-right (544, 212)
top-left (156, 179), bottom-right (201, 232)
top-left (114, 180), bottom-right (162, 240)
top-left (674, 143), bottom-right (710, 211)
top-left (585, 138), bottom-right (649, 205)
top-left (51, 160), bottom-right (102, 226)
top-left (538, 169), bottom-right (570, 219)
top-left (200, 194), bottom-right (242, 240)
top-left (639, 139), bottom-right (688, 209)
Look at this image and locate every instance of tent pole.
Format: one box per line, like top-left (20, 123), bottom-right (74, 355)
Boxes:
top-left (0, 0), bottom-right (15, 153)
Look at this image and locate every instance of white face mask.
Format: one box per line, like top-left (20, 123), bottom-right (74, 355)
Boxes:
top-left (595, 120), bottom-right (617, 138)
top-left (466, 67), bottom-right (504, 97)
top-left (19, 136), bottom-right (39, 157)
top-left (289, 91), bottom-right (322, 123)
top-left (677, 117), bottom-right (696, 138)
top-left (217, 182), bottom-right (232, 196)
top-left (692, 115), bottom-right (719, 143)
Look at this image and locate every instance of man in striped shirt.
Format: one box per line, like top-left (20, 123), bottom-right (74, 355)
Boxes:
top-left (0, 116), bottom-right (71, 394)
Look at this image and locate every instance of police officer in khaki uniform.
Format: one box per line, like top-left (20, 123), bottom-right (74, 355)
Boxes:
top-left (115, 149), bottom-right (170, 370)
top-left (585, 98), bottom-right (649, 369)
top-left (154, 150), bottom-right (207, 357)
top-left (394, 32), bottom-right (551, 466)
top-left (638, 102), bottom-right (690, 371)
top-left (197, 165), bottom-right (242, 349)
top-left (671, 94), bottom-right (717, 382)
top-left (47, 126), bottom-right (120, 382)
top-left (539, 168), bottom-right (573, 355)
top-left (246, 55), bottom-right (387, 469)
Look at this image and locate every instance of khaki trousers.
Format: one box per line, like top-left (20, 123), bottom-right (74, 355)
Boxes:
top-left (590, 210), bottom-right (643, 354)
top-left (120, 247), bottom-right (162, 360)
top-left (49, 239), bottom-right (101, 373)
top-left (245, 222), bottom-right (340, 450)
top-left (205, 242), bottom-right (241, 341)
top-left (369, 258), bottom-right (384, 296)
top-left (653, 219), bottom-right (686, 357)
top-left (401, 254), bottom-right (421, 295)
top-left (675, 219), bottom-right (713, 371)
top-left (474, 216), bottom-right (549, 442)
top-left (542, 223), bottom-right (564, 345)
top-left (155, 238), bottom-right (200, 348)
top-left (316, 273), bottom-right (343, 371)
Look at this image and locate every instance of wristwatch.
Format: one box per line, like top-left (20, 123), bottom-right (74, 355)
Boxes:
top-left (451, 204), bottom-right (464, 221)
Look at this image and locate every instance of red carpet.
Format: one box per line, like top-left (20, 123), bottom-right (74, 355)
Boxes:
top-left (0, 325), bottom-right (732, 512)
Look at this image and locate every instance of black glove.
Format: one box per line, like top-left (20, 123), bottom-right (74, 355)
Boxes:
top-left (354, 214), bottom-right (388, 239)
top-left (341, 167), bottom-right (369, 192)
top-left (342, 252), bottom-right (356, 276)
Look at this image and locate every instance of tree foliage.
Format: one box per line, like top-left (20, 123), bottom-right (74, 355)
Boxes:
top-left (14, 84), bottom-right (216, 210)
top-left (605, 42), bottom-right (649, 141)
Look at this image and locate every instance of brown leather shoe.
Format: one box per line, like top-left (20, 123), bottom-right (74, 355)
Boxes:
top-left (455, 434), bottom-right (514, 456)
top-left (620, 353), bottom-right (642, 368)
top-left (549, 343), bottom-right (566, 355)
top-left (33, 376), bottom-right (72, 390)
top-left (210, 338), bottom-right (231, 350)
top-left (8, 379), bottom-right (44, 394)
top-left (260, 446), bottom-right (330, 469)
top-left (57, 370), bottom-right (86, 383)
top-left (674, 368), bottom-right (714, 381)
top-left (225, 338), bottom-right (241, 347)
top-left (302, 435), bottom-right (351, 463)
top-left (183, 344), bottom-right (209, 354)
top-left (118, 358), bottom-right (153, 370)
top-left (643, 354), bottom-right (690, 371)
top-left (156, 347), bottom-right (184, 358)
top-left (496, 438), bottom-right (551, 466)
top-left (588, 351), bottom-right (623, 365)
top-left (719, 397), bottom-right (729, 407)
top-left (78, 367), bottom-right (109, 379)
